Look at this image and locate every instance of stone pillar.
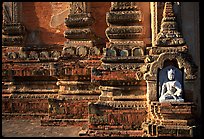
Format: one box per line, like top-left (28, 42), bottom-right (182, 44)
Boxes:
top-left (2, 2), bottom-right (27, 95)
top-left (97, 2), bottom-right (148, 101)
top-left (57, 2), bottom-right (103, 95)
top-left (64, 2), bottom-right (104, 51)
top-left (84, 3), bottom-right (148, 137)
top-left (104, 2), bottom-right (145, 61)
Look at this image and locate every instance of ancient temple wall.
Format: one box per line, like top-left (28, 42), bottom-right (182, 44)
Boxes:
top-left (21, 2), bottom-right (112, 45)
top-left (2, 97), bottom-right (49, 119)
top-left (2, 2), bottom-right (201, 136)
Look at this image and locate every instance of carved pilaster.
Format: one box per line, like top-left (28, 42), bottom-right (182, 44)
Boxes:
top-left (2, 2), bottom-right (26, 46)
top-left (93, 2), bottom-right (148, 101)
top-left (150, 2), bottom-right (158, 46)
top-left (58, 2), bottom-right (104, 96)
top-left (2, 2), bottom-right (27, 95)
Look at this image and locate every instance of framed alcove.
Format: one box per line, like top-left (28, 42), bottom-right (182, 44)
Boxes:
top-left (157, 59), bottom-right (185, 101)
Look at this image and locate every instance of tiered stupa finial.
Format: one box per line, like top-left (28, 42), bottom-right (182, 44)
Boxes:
top-left (155, 2), bottom-right (185, 46)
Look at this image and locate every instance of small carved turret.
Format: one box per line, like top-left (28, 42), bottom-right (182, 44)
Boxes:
top-left (63, 2), bottom-right (104, 59)
top-left (103, 2), bottom-right (145, 64)
top-left (155, 2), bottom-right (185, 46)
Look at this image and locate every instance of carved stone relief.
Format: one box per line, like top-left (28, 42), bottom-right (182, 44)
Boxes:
top-left (2, 2), bottom-right (26, 46)
top-left (133, 47), bottom-right (144, 56)
top-left (29, 51), bottom-right (39, 60)
top-left (3, 2), bottom-right (21, 24)
top-left (89, 47), bottom-right (100, 56)
top-left (70, 2), bottom-right (87, 14)
top-left (105, 48), bottom-right (116, 57)
top-left (77, 46), bottom-right (87, 57)
top-left (39, 51), bottom-right (49, 60)
top-left (51, 51), bottom-right (61, 60)
top-left (62, 47), bottom-right (75, 57)
top-left (120, 50), bottom-right (128, 57)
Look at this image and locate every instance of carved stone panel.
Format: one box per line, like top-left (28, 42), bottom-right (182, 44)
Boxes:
top-left (3, 2), bottom-right (21, 24)
top-left (133, 48), bottom-right (144, 56)
top-left (105, 48), bottom-right (116, 57)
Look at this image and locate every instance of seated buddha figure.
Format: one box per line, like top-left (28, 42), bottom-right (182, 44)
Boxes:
top-left (159, 68), bottom-right (184, 102)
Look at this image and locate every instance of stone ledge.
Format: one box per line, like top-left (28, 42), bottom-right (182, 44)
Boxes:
top-left (85, 129), bottom-right (145, 137)
top-left (2, 94), bottom-right (99, 100)
top-left (94, 101), bottom-right (147, 109)
top-left (41, 118), bottom-right (88, 126)
top-left (2, 113), bottom-right (48, 120)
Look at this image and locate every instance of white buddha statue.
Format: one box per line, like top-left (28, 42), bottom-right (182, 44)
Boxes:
top-left (159, 68), bottom-right (184, 102)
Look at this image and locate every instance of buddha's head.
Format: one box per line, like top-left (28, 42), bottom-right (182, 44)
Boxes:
top-left (167, 69), bottom-right (175, 81)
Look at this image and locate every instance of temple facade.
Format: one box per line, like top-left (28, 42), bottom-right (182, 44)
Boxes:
top-left (2, 2), bottom-right (201, 137)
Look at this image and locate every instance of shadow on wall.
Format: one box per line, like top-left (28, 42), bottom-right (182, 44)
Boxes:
top-left (22, 2), bottom-right (41, 45)
top-left (90, 2), bottom-right (111, 43)
top-left (26, 27), bottom-right (66, 46)
top-left (22, 2), bottom-right (67, 46)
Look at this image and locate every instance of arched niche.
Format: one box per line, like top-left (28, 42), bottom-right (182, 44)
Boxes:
top-left (132, 47), bottom-right (144, 56)
top-left (105, 48), bottom-right (116, 57)
top-left (120, 50), bottom-right (129, 57)
top-left (62, 47), bottom-right (75, 57)
top-left (144, 52), bottom-right (197, 81)
top-left (76, 46), bottom-right (88, 57)
top-left (144, 52), bottom-right (197, 102)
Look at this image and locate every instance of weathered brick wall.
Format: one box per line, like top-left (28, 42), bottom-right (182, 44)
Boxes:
top-left (2, 96), bottom-right (49, 119)
top-left (48, 96), bottom-right (99, 120)
top-left (88, 101), bottom-right (147, 130)
top-left (40, 95), bottom-right (99, 126)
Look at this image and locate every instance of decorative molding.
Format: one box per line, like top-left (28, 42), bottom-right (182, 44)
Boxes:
top-left (103, 2), bottom-right (145, 65)
top-left (144, 52), bottom-right (197, 80)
